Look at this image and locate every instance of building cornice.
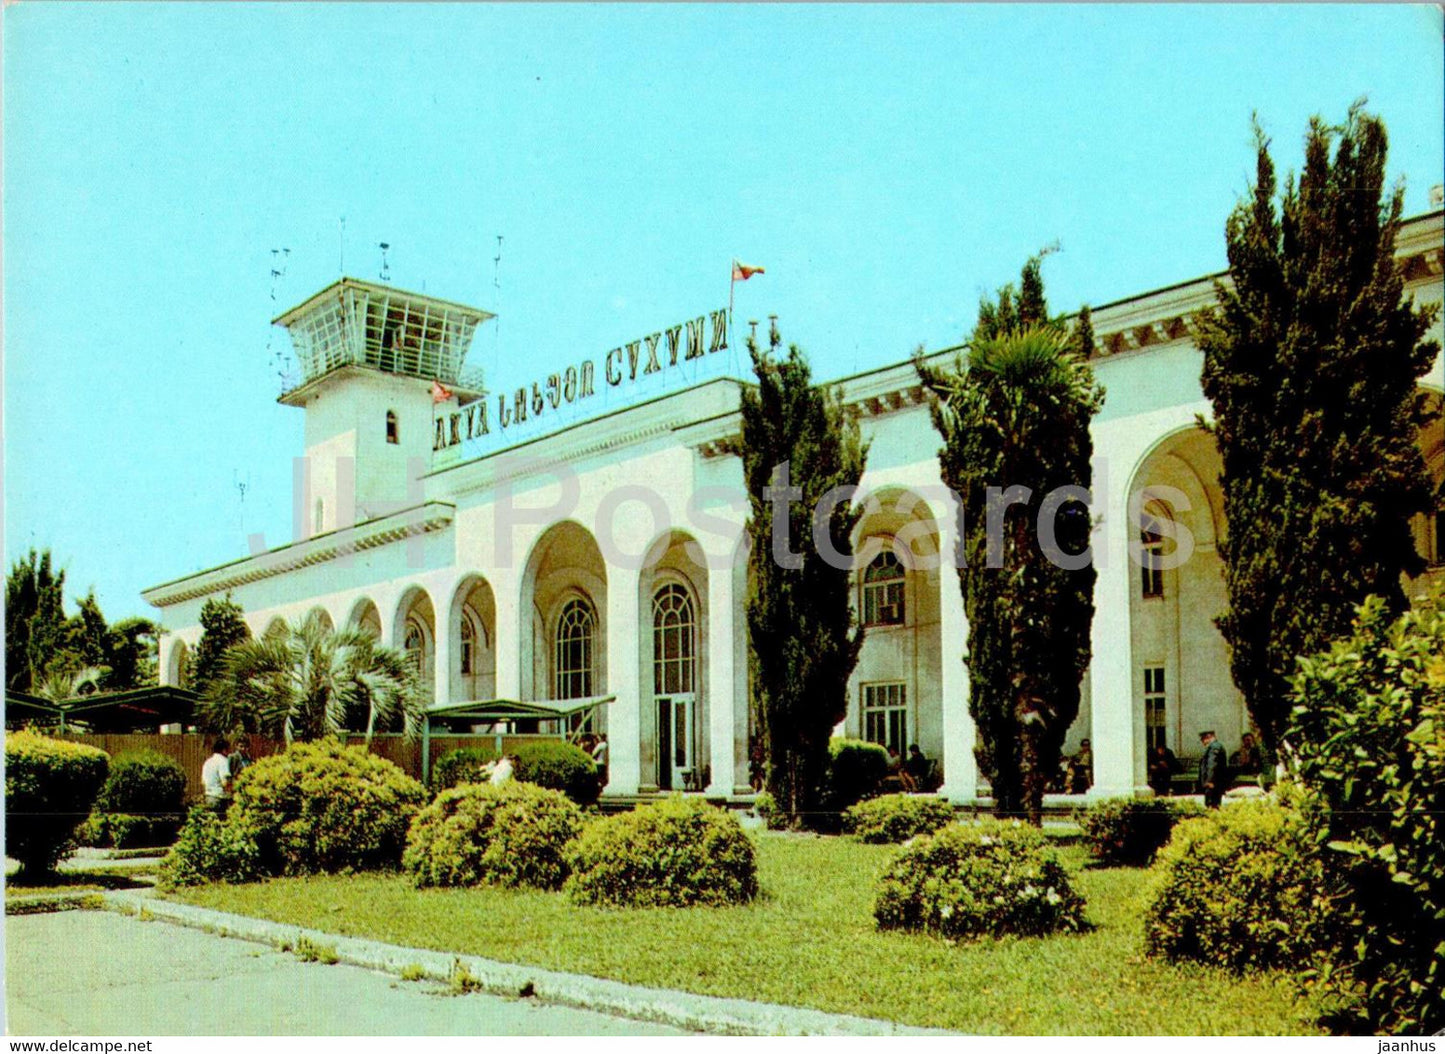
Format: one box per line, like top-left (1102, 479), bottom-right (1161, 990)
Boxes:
top-left (141, 502), bottom-right (456, 608)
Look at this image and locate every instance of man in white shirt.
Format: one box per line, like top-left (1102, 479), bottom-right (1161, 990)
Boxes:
top-left (202, 737), bottom-right (233, 815)
top-left (489, 753), bottom-right (514, 786)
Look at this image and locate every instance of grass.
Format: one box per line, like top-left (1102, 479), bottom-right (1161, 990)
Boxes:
top-left (168, 832), bottom-right (1319, 1035)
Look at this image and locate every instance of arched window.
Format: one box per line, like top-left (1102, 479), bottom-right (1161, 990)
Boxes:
top-left (1140, 501), bottom-right (1171, 599)
top-left (385, 410), bottom-right (399, 445)
top-left (555, 597), bottom-right (595, 700)
top-left (652, 583), bottom-right (696, 695)
top-left (172, 642), bottom-right (190, 690)
top-left (459, 615), bottom-right (476, 675)
top-left (862, 547), bottom-right (906, 626)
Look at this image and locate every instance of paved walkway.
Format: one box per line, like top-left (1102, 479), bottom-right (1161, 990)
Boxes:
top-left (5, 910), bottom-right (691, 1036)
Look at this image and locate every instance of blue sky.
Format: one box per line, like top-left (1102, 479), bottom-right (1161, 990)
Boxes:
top-left (5, 3), bottom-right (1443, 622)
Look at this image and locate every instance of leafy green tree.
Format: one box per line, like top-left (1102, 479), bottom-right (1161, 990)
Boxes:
top-left (199, 616), bottom-right (423, 744)
top-left (1196, 105), bottom-right (1439, 750)
top-left (6, 550), bottom-right (69, 692)
top-left (740, 322), bottom-right (868, 825)
top-left (66, 593), bottom-right (113, 672)
top-left (106, 618), bottom-right (159, 690)
top-left (918, 259), bottom-right (1103, 824)
top-left (190, 594), bottom-right (251, 696)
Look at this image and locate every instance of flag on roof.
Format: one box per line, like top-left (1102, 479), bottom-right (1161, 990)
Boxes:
top-left (732, 261), bottom-right (765, 281)
top-left (431, 380), bottom-right (454, 404)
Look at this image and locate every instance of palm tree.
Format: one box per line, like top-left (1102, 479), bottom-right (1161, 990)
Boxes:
top-left (200, 616), bottom-right (424, 744)
top-left (919, 322), bottom-right (1104, 825)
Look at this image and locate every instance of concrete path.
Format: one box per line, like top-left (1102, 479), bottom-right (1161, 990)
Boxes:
top-left (5, 910), bottom-right (691, 1036)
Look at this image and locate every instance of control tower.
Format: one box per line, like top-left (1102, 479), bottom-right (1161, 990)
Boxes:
top-left (273, 278), bottom-right (493, 538)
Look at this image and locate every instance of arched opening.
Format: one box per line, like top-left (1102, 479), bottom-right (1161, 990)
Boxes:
top-left (520, 521), bottom-right (608, 704)
top-left (1124, 425), bottom-right (1238, 787)
top-left (347, 597), bottom-right (382, 640)
top-left (448, 575), bottom-right (497, 703)
top-left (385, 410), bottom-right (399, 445)
top-left (847, 488), bottom-right (943, 783)
top-left (304, 607), bottom-right (335, 634)
top-left (394, 587), bottom-right (437, 703)
top-left (168, 639), bottom-right (190, 690)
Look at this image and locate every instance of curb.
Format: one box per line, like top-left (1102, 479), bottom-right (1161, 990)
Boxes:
top-left (98, 890), bottom-right (949, 1036)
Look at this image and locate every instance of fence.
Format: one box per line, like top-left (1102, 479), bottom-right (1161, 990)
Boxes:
top-left (57, 732), bottom-right (561, 801)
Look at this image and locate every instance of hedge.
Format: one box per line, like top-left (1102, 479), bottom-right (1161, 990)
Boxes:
top-left (4, 731), bottom-right (110, 877)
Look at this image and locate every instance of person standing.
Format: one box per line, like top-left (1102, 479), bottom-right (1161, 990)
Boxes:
top-left (202, 737), bottom-right (233, 815)
top-left (590, 735), bottom-right (608, 787)
top-left (1197, 730), bottom-right (1227, 808)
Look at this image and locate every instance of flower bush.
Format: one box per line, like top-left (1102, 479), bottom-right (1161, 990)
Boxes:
top-left (157, 806), bottom-right (263, 890)
top-left (1078, 797), bottom-right (1205, 867)
top-left (514, 741), bottom-right (601, 806)
top-left (230, 740), bottom-right (427, 875)
top-left (875, 820), bottom-right (1086, 940)
top-left (404, 781), bottom-right (584, 890)
top-left (1289, 594), bottom-right (1445, 1035)
top-left (565, 796), bottom-right (759, 907)
top-left (4, 730), bottom-right (110, 877)
top-left (429, 747), bottom-right (497, 792)
top-left (1143, 799), bottom-right (1333, 973)
top-left (844, 794), bottom-right (955, 843)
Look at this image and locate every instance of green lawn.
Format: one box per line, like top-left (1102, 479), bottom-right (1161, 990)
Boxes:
top-left (169, 832), bottom-right (1319, 1035)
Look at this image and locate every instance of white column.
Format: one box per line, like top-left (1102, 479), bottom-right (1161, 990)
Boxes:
top-left (937, 522), bottom-right (977, 803)
top-left (604, 564), bottom-right (642, 796)
top-left (492, 570), bottom-right (521, 700)
top-left (1091, 464), bottom-right (1141, 798)
top-left (431, 615), bottom-right (451, 707)
top-left (705, 563), bottom-right (737, 797)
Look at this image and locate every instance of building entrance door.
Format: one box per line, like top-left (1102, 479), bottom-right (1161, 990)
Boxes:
top-left (656, 694), bottom-right (696, 791)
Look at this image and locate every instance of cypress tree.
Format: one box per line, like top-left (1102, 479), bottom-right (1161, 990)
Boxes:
top-left (191, 594), bottom-right (252, 697)
top-left (918, 259), bottom-right (1104, 823)
top-left (740, 322), bottom-right (868, 825)
top-left (1196, 105), bottom-right (1439, 750)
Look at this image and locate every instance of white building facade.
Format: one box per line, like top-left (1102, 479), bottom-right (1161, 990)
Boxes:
top-left (145, 212), bottom-right (1445, 801)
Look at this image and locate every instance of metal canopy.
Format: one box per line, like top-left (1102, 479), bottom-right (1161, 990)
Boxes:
top-left (419, 695), bottom-right (613, 785)
top-left (4, 686), bottom-right (200, 733)
top-left (423, 694), bottom-right (615, 724)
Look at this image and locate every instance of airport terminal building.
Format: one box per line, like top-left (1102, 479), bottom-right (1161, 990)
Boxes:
top-left (144, 211), bottom-right (1445, 802)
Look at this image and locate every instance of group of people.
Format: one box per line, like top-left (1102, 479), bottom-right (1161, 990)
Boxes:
top-left (200, 736), bottom-right (252, 815)
top-left (886, 744), bottom-right (934, 792)
top-left (579, 733), bottom-right (608, 785)
top-left (1148, 730), bottom-right (1264, 806)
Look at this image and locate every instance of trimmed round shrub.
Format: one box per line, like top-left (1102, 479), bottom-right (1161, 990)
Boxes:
top-left (1143, 800), bottom-right (1333, 973)
top-left (875, 820), bottom-right (1087, 939)
top-left (514, 740), bottom-right (600, 805)
top-left (565, 796), bottom-right (759, 907)
top-left (96, 749), bottom-right (187, 816)
top-left (1079, 797), bottom-right (1205, 867)
top-left (845, 794), bottom-right (955, 843)
top-left (230, 740), bottom-right (427, 876)
top-left (158, 806), bottom-right (262, 890)
top-left (404, 781), bottom-right (583, 890)
top-left (4, 731), bottom-right (110, 877)
top-left (430, 747), bottom-right (498, 792)
top-left (826, 738), bottom-right (889, 811)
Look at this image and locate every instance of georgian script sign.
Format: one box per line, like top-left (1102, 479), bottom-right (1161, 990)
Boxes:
top-left (433, 306), bottom-right (730, 452)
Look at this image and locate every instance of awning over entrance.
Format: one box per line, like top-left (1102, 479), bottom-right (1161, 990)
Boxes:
top-left (423, 694), bottom-right (615, 726)
top-left (419, 694), bottom-right (614, 784)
